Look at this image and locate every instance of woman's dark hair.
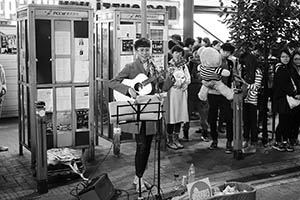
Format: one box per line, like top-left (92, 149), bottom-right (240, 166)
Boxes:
top-left (171, 45), bottom-right (184, 55)
top-left (291, 49), bottom-right (300, 63)
top-left (240, 52), bottom-right (258, 84)
top-left (202, 37), bottom-right (211, 47)
top-left (212, 40), bottom-right (220, 47)
top-left (184, 37), bottom-right (195, 48)
top-left (196, 37), bottom-right (202, 44)
top-left (278, 48), bottom-right (291, 59)
top-left (134, 38), bottom-right (150, 50)
top-left (168, 40), bottom-right (177, 50)
top-left (171, 34), bottom-right (182, 42)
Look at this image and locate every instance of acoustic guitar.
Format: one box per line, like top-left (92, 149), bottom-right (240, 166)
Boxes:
top-left (113, 72), bottom-right (165, 101)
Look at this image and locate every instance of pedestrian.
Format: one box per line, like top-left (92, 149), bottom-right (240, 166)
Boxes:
top-left (0, 64), bottom-right (8, 151)
top-left (108, 38), bottom-right (174, 192)
top-left (182, 45), bottom-right (210, 142)
top-left (164, 45), bottom-right (190, 150)
top-left (272, 48), bottom-right (295, 152)
top-left (206, 43), bottom-right (235, 153)
top-left (288, 50), bottom-right (300, 146)
top-left (237, 49), bottom-right (263, 153)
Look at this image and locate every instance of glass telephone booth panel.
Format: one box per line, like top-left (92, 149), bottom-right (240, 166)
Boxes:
top-left (17, 4), bottom-right (94, 159)
top-left (95, 8), bottom-right (168, 143)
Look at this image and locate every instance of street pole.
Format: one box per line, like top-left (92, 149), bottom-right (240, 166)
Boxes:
top-left (183, 0), bottom-right (194, 40)
top-left (141, 0), bottom-right (147, 38)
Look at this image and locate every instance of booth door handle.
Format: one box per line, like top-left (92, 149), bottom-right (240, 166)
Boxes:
top-left (49, 58), bottom-right (53, 62)
top-left (36, 58), bottom-right (38, 62)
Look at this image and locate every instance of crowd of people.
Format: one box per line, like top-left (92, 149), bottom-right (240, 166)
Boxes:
top-left (108, 36), bottom-right (300, 193)
top-left (166, 34), bottom-right (300, 154)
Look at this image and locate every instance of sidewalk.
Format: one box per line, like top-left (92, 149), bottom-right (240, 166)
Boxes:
top-left (1, 117), bottom-right (300, 200)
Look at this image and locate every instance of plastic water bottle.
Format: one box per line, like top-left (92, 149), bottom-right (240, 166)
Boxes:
top-left (173, 173), bottom-right (180, 190)
top-left (188, 163), bottom-right (195, 184)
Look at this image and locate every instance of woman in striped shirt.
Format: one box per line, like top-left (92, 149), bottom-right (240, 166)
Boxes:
top-left (238, 51), bottom-right (263, 153)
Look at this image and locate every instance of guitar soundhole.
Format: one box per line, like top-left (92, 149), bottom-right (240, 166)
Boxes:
top-left (134, 83), bottom-right (143, 91)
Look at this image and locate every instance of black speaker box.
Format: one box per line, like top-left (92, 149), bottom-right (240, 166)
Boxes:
top-left (78, 173), bottom-right (115, 200)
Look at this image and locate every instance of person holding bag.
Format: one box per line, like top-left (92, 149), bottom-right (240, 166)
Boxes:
top-left (272, 48), bottom-right (296, 152)
top-left (288, 50), bottom-right (300, 146)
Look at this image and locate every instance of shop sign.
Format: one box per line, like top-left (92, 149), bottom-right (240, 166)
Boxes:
top-left (35, 9), bottom-right (88, 18)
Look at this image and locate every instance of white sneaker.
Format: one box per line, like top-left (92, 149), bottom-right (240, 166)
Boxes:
top-left (133, 175), bottom-right (139, 185)
top-left (133, 176), bottom-right (147, 192)
top-left (242, 141), bottom-right (249, 149)
top-left (0, 146), bottom-right (8, 151)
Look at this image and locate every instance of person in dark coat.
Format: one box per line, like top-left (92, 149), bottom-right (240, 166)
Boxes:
top-left (272, 48), bottom-right (296, 152)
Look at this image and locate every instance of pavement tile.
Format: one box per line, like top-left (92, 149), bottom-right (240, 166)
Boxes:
top-left (1, 118), bottom-right (300, 199)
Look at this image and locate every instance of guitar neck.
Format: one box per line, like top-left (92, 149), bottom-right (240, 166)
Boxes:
top-left (141, 71), bottom-right (165, 86)
top-left (142, 76), bottom-right (157, 86)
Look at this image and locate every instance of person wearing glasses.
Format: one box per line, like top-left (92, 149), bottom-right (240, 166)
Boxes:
top-left (108, 38), bottom-right (174, 193)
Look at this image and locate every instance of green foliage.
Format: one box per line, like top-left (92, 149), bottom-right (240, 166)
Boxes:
top-left (219, 0), bottom-right (300, 56)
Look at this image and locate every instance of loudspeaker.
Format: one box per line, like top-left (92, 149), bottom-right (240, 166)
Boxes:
top-left (78, 173), bottom-right (115, 200)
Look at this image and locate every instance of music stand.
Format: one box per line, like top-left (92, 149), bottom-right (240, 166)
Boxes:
top-left (110, 96), bottom-right (164, 199)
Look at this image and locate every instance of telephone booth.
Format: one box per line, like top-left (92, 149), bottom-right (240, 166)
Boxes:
top-left (94, 8), bottom-right (168, 142)
top-left (16, 4), bottom-right (95, 166)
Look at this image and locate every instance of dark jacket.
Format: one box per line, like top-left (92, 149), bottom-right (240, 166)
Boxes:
top-left (273, 63), bottom-right (297, 113)
top-left (187, 57), bottom-right (201, 102)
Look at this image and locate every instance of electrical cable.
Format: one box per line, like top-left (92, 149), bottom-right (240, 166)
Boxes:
top-left (69, 143), bottom-right (113, 198)
top-left (113, 189), bottom-right (130, 200)
top-left (87, 142), bottom-right (113, 179)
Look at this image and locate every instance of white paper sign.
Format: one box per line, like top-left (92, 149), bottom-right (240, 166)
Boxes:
top-left (37, 89), bottom-right (53, 112)
top-left (56, 87), bottom-right (71, 111)
top-left (55, 58), bottom-right (71, 82)
top-left (55, 31), bottom-right (70, 55)
top-left (187, 177), bottom-right (212, 200)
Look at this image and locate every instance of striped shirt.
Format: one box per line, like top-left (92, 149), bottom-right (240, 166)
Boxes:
top-left (198, 64), bottom-right (224, 81)
top-left (244, 68), bottom-right (263, 105)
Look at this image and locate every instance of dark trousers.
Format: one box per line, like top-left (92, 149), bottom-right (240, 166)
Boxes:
top-left (243, 103), bottom-right (258, 143)
top-left (275, 113), bottom-right (292, 142)
top-left (208, 94), bottom-right (233, 142)
top-left (167, 123), bottom-right (181, 134)
top-left (290, 106), bottom-right (300, 142)
top-left (135, 122), bottom-right (153, 178)
top-left (183, 97), bottom-right (209, 137)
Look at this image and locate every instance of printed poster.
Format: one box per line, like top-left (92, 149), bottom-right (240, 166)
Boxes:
top-left (75, 38), bottom-right (89, 60)
top-left (75, 87), bottom-right (89, 109)
top-left (37, 89), bottom-right (53, 112)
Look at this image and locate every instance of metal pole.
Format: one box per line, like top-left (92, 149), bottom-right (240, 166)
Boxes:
top-left (183, 0), bottom-right (194, 40)
top-left (233, 92), bottom-right (244, 160)
top-left (141, 0), bottom-right (147, 38)
top-left (35, 101), bottom-right (48, 194)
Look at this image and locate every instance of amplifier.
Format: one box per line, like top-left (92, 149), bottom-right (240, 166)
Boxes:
top-left (78, 173), bottom-right (115, 200)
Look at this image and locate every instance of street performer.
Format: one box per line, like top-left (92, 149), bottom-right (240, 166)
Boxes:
top-left (108, 38), bottom-right (174, 192)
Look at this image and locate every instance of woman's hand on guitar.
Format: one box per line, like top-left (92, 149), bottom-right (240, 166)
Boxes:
top-left (128, 87), bottom-right (138, 99)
